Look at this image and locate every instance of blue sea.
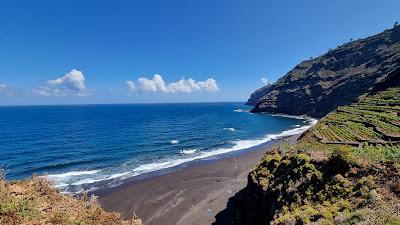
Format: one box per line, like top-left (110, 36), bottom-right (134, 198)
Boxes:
top-left (0, 103), bottom-right (316, 193)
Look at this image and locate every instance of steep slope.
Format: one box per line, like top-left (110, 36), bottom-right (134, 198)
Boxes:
top-left (246, 84), bottom-right (272, 106)
top-left (0, 175), bottom-right (142, 225)
top-left (215, 84), bottom-right (400, 225)
top-left (248, 25), bottom-right (400, 118)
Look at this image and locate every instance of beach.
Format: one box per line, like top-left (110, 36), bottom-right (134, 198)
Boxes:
top-left (97, 134), bottom-right (300, 225)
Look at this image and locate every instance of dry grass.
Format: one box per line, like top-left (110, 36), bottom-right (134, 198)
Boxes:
top-left (0, 175), bottom-right (141, 225)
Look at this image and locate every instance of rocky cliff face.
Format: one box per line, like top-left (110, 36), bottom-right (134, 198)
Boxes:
top-left (248, 25), bottom-right (400, 118)
top-left (214, 148), bottom-right (400, 225)
top-left (214, 78), bottom-right (400, 225)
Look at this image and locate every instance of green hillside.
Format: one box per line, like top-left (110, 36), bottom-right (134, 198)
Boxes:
top-left (215, 86), bottom-right (400, 225)
top-left (313, 87), bottom-right (400, 145)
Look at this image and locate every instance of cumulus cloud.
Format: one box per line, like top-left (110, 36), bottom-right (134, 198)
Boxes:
top-left (0, 84), bottom-right (6, 89)
top-left (261, 77), bottom-right (269, 85)
top-left (34, 69), bottom-right (90, 96)
top-left (125, 80), bottom-right (137, 93)
top-left (126, 74), bottom-right (220, 94)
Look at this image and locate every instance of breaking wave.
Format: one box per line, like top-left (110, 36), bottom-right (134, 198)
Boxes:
top-left (223, 128), bottom-right (236, 132)
top-left (48, 116), bottom-right (317, 193)
top-left (180, 149), bottom-right (198, 154)
top-left (170, 140), bottom-right (179, 144)
top-left (233, 109), bottom-right (250, 113)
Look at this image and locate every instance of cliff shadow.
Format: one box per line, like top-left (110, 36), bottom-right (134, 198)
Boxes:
top-left (212, 188), bottom-right (245, 225)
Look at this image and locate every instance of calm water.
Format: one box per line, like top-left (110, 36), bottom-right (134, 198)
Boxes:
top-left (0, 103), bottom-right (315, 193)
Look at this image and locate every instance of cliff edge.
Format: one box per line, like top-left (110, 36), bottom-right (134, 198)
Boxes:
top-left (248, 25), bottom-right (400, 118)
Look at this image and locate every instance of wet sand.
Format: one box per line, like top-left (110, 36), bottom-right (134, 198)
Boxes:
top-left (97, 134), bottom-right (300, 225)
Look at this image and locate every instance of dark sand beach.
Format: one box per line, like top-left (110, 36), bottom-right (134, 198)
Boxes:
top-left (97, 134), bottom-right (300, 225)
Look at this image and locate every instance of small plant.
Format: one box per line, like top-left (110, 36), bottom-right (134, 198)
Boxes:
top-left (0, 199), bottom-right (39, 220)
top-left (0, 166), bottom-right (7, 181)
top-left (0, 177), bottom-right (142, 225)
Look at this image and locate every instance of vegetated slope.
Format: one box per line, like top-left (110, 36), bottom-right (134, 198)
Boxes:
top-left (0, 175), bottom-right (142, 225)
top-left (215, 85), bottom-right (400, 225)
top-left (312, 87), bottom-right (400, 145)
top-left (248, 25), bottom-right (400, 118)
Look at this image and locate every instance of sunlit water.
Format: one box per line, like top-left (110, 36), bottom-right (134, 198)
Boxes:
top-left (0, 103), bottom-right (316, 193)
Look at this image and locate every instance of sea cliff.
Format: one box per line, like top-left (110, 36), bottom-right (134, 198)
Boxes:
top-left (215, 39), bottom-right (400, 224)
top-left (247, 25), bottom-right (400, 118)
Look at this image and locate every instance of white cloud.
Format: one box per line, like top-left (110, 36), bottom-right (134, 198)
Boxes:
top-left (0, 84), bottom-right (19, 96)
top-left (125, 80), bottom-right (137, 93)
top-left (137, 74), bottom-right (169, 93)
top-left (126, 74), bottom-right (220, 94)
top-left (34, 69), bottom-right (90, 96)
top-left (261, 77), bottom-right (269, 85)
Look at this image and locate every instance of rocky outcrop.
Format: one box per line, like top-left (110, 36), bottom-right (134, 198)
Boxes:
top-left (214, 151), bottom-right (354, 225)
top-left (248, 25), bottom-right (400, 118)
top-left (246, 84), bottom-right (273, 106)
top-left (216, 82), bottom-right (400, 225)
top-left (214, 149), bottom-right (400, 225)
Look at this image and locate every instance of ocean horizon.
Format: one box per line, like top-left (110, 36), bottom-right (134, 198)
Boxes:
top-left (0, 101), bottom-right (245, 107)
top-left (0, 103), bottom-right (316, 193)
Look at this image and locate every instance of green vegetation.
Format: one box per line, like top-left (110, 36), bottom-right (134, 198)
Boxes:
top-left (312, 87), bottom-right (400, 144)
top-left (248, 145), bottom-right (400, 224)
top-left (307, 87), bottom-right (400, 166)
top-left (0, 199), bottom-right (38, 220)
top-left (233, 87), bottom-right (400, 225)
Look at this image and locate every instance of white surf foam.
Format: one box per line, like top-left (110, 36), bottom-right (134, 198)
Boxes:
top-left (50, 116), bottom-right (318, 190)
top-left (170, 140), bottom-right (179, 144)
top-left (269, 113), bottom-right (317, 122)
top-left (123, 118), bottom-right (317, 179)
top-left (180, 149), bottom-right (198, 154)
top-left (233, 109), bottom-right (250, 113)
top-left (48, 170), bottom-right (100, 179)
top-left (54, 183), bottom-right (69, 188)
top-left (223, 127), bottom-right (236, 132)
top-left (53, 171), bottom-right (131, 189)
top-left (107, 172), bottom-right (130, 179)
top-left (71, 178), bottom-right (105, 186)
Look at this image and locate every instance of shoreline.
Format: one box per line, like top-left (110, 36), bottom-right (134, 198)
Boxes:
top-left (97, 134), bottom-right (301, 225)
top-left (50, 116), bottom-right (316, 193)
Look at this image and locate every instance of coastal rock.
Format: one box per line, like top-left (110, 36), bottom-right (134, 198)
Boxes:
top-left (214, 148), bottom-right (400, 225)
top-left (215, 82), bottom-right (400, 225)
top-left (247, 25), bottom-right (400, 118)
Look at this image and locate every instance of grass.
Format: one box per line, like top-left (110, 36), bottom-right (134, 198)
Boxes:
top-left (311, 87), bottom-right (400, 144)
top-left (0, 175), bottom-right (142, 225)
top-left (246, 86), bottom-right (400, 224)
top-left (287, 140), bottom-right (400, 166)
top-left (0, 199), bottom-right (38, 221)
top-left (251, 144), bottom-right (400, 224)
top-left (351, 143), bottom-right (400, 164)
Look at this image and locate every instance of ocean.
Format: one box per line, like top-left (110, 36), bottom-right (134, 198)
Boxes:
top-left (0, 103), bottom-right (316, 193)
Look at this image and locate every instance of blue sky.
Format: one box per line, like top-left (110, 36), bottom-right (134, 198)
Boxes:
top-left (0, 0), bottom-right (399, 105)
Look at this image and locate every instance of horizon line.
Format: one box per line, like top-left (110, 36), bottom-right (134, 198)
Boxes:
top-left (0, 100), bottom-right (247, 107)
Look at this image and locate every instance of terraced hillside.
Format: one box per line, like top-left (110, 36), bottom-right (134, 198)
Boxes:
top-left (312, 87), bottom-right (400, 145)
top-left (215, 85), bottom-right (400, 225)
